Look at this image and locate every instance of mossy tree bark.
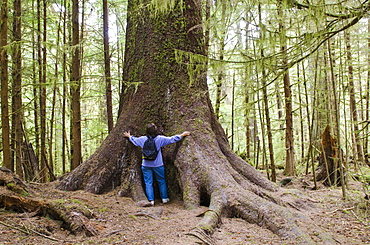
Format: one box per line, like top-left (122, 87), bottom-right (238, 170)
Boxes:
top-left (1, 0), bottom-right (12, 171)
top-left (57, 0), bottom-right (334, 243)
top-left (70, 0), bottom-right (82, 171)
top-left (316, 125), bottom-right (345, 186)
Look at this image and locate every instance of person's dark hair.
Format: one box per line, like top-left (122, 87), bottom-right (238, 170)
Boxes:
top-left (146, 123), bottom-right (159, 137)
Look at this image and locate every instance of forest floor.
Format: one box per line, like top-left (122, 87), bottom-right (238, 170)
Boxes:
top-left (0, 171), bottom-right (369, 245)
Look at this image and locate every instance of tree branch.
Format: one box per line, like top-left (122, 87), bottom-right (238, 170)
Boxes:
top-left (0, 219), bottom-right (63, 242)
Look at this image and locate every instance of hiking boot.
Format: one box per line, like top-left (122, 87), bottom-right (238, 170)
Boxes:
top-left (162, 198), bottom-right (170, 204)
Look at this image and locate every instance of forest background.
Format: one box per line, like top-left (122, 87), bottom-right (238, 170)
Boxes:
top-left (1, 0), bottom-right (370, 188)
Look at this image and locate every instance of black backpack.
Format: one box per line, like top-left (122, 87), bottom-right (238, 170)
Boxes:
top-left (142, 136), bottom-right (158, 160)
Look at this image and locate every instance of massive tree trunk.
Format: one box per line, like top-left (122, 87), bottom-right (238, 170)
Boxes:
top-left (57, 0), bottom-right (334, 243)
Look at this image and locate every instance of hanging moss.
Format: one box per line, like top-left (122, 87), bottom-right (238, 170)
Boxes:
top-left (174, 50), bottom-right (208, 86)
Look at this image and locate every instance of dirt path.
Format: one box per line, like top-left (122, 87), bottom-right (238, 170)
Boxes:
top-left (0, 176), bottom-right (368, 244)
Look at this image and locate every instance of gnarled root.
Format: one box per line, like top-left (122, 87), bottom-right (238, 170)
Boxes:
top-left (185, 185), bottom-right (336, 245)
top-left (0, 169), bottom-right (98, 237)
top-left (186, 227), bottom-right (216, 245)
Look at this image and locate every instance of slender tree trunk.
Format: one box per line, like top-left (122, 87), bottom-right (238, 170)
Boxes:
top-left (116, 22), bottom-right (122, 115)
top-left (214, 74), bottom-right (223, 119)
top-left (274, 66), bottom-right (283, 129)
top-left (12, 0), bottom-right (23, 178)
top-left (297, 66), bottom-right (305, 162)
top-left (49, 11), bottom-right (64, 180)
top-left (258, 4), bottom-right (275, 182)
top-left (316, 125), bottom-right (345, 187)
top-left (302, 61), bottom-right (317, 188)
top-left (243, 14), bottom-right (252, 160)
top-left (366, 19), bottom-right (370, 163)
top-left (256, 79), bottom-right (269, 178)
top-left (39, 0), bottom-right (49, 182)
top-left (323, 70), bottom-right (331, 128)
top-left (62, 0), bottom-right (68, 174)
top-left (214, 1), bottom-right (226, 120)
top-left (327, 41), bottom-right (346, 196)
top-left (345, 31), bottom-right (365, 165)
top-left (242, 10), bottom-right (252, 161)
top-left (244, 83), bottom-right (252, 161)
top-left (323, 43), bottom-right (334, 132)
top-left (32, 0), bottom-right (40, 167)
top-left (295, 17), bottom-right (311, 178)
top-left (70, 0), bottom-right (82, 170)
top-left (232, 73), bottom-right (238, 150)
top-left (278, 0), bottom-right (295, 176)
top-left (262, 68), bottom-right (276, 181)
top-left (283, 70), bottom-right (295, 176)
top-left (36, 0), bottom-right (43, 180)
top-left (103, 0), bottom-right (113, 132)
top-left (204, 0), bottom-right (210, 56)
top-left (0, 0), bottom-right (11, 170)
top-left (244, 79), bottom-right (254, 162)
top-left (115, 12), bottom-right (124, 119)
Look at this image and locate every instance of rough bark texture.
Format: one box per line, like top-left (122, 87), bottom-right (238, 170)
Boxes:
top-left (278, 2), bottom-right (295, 177)
top-left (57, 0), bottom-right (335, 243)
top-left (21, 142), bottom-right (39, 182)
top-left (70, 0), bottom-right (82, 171)
top-left (1, 0), bottom-right (12, 171)
top-left (316, 125), bottom-right (344, 186)
top-left (12, 0), bottom-right (22, 179)
top-left (103, 0), bottom-right (113, 133)
top-left (345, 31), bottom-right (365, 164)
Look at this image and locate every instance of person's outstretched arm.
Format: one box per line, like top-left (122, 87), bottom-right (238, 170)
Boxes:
top-left (180, 131), bottom-right (190, 137)
top-left (157, 131), bottom-right (190, 147)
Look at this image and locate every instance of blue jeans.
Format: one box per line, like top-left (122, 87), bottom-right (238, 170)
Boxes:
top-left (141, 165), bottom-right (169, 201)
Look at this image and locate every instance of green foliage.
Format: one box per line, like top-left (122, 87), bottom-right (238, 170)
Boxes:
top-left (149, 0), bottom-right (183, 15)
top-left (2, 0), bottom-right (369, 181)
top-left (175, 50), bottom-right (208, 86)
top-left (203, 0), bottom-right (370, 175)
top-left (3, 0), bottom-right (128, 177)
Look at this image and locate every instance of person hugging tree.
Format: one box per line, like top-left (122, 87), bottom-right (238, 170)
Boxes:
top-left (124, 123), bottom-right (190, 206)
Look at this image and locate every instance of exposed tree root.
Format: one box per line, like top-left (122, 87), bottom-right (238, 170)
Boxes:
top-left (67, 211), bottom-right (98, 236)
top-left (184, 184), bottom-right (336, 244)
top-left (186, 227), bottom-right (216, 245)
top-left (0, 168), bottom-right (98, 237)
top-left (174, 124), bottom-right (338, 244)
